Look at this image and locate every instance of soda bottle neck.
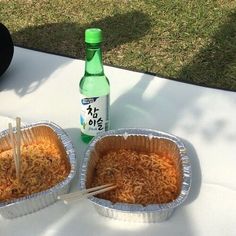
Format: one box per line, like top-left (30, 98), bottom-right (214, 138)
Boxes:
top-left (85, 43), bottom-right (104, 75)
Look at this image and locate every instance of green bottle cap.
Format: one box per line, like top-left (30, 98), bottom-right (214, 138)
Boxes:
top-left (85, 28), bottom-right (103, 44)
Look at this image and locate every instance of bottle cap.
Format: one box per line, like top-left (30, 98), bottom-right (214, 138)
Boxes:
top-left (85, 28), bottom-right (103, 44)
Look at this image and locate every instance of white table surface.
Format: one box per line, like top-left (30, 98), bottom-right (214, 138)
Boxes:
top-left (0, 47), bottom-right (236, 236)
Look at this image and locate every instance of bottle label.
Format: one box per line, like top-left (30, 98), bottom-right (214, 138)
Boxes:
top-left (80, 95), bottom-right (109, 136)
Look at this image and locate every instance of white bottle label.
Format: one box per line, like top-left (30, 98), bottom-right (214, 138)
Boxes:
top-left (80, 95), bottom-right (109, 136)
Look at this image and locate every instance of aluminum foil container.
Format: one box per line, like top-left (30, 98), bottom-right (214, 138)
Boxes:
top-left (0, 121), bottom-right (76, 219)
top-left (79, 128), bottom-right (191, 223)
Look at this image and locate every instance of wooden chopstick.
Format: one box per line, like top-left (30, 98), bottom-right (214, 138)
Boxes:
top-left (8, 123), bottom-right (20, 181)
top-left (8, 117), bottom-right (22, 182)
top-left (15, 117), bottom-right (21, 181)
top-left (58, 184), bottom-right (116, 204)
top-left (58, 183), bottom-right (113, 200)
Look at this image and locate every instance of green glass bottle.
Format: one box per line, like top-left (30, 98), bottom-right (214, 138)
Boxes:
top-left (79, 28), bottom-right (110, 143)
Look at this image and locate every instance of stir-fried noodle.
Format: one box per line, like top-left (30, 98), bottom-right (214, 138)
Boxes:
top-left (91, 149), bottom-right (180, 205)
top-left (0, 140), bottom-right (69, 202)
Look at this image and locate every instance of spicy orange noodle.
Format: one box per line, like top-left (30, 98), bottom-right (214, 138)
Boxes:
top-left (91, 149), bottom-right (180, 205)
top-left (0, 140), bottom-right (70, 202)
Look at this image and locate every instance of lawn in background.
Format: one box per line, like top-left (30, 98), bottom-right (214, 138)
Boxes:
top-left (0, 0), bottom-right (236, 90)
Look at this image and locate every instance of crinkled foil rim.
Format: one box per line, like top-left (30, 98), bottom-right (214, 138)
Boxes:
top-left (79, 128), bottom-right (191, 212)
top-left (0, 121), bottom-right (77, 209)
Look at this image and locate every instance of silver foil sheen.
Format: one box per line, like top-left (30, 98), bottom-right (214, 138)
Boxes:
top-left (79, 128), bottom-right (191, 223)
top-left (0, 121), bottom-right (76, 219)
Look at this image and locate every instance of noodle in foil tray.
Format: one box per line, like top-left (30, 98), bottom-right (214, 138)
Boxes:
top-left (80, 128), bottom-right (191, 223)
top-left (91, 149), bottom-right (180, 205)
top-left (0, 140), bottom-right (69, 202)
top-left (0, 121), bottom-right (76, 219)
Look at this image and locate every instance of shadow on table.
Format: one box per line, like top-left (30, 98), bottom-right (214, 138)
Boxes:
top-left (0, 48), bottom-right (72, 96)
top-left (111, 73), bottom-right (202, 203)
top-left (109, 73), bottom-right (204, 235)
top-left (0, 10), bottom-right (150, 97)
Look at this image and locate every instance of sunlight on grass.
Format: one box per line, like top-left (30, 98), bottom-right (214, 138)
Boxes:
top-left (0, 0), bottom-right (236, 90)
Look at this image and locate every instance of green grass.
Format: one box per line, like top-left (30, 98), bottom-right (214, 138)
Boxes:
top-left (1, 0), bottom-right (236, 90)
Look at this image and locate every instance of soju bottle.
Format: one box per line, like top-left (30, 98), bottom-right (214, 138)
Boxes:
top-left (79, 28), bottom-right (110, 143)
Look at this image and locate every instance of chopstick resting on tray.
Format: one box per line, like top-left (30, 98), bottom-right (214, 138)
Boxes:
top-left (58, 184), bottom-right (116, 204)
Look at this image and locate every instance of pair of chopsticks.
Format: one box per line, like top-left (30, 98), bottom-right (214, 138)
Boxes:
top-left (58, 183), bottom-right (116, 204)
top-left (8, 117), bottom-right (22, 182)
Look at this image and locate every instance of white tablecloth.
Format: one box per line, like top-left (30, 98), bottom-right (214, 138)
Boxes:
top-left (0, 47), bottom-right (236, 236)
